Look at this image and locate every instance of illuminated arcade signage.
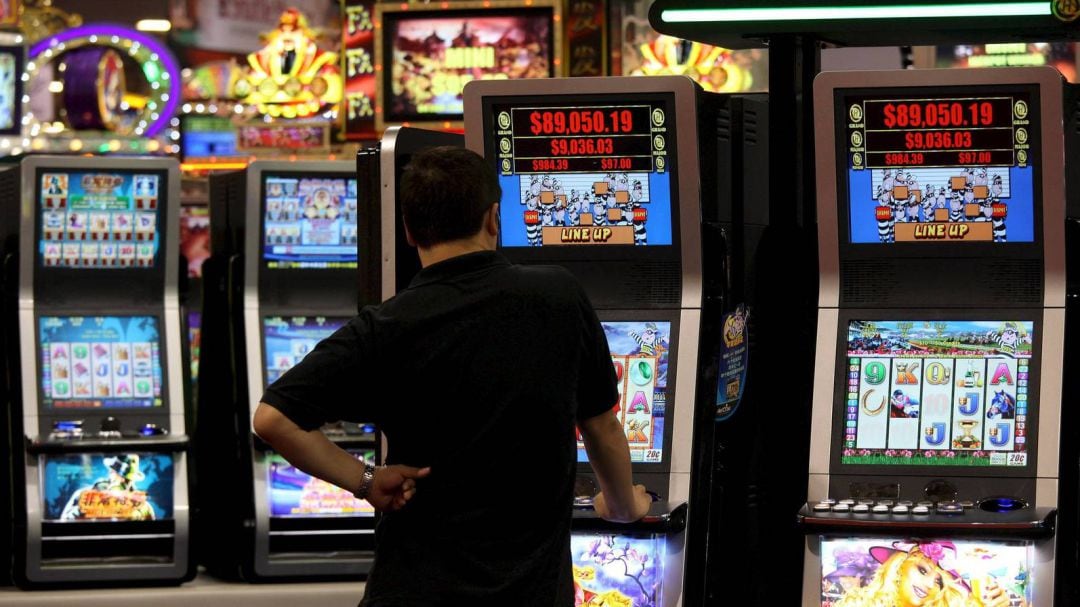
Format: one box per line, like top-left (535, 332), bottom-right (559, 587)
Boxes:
top-left (650, 1), bottom-right (1073, 48)
top-left (342, 0), bottom-right (376, 139)
top-left (375, 0), bottom-right (562, 129)
top-left (28, 24), bottom-right (181, 139)
top-left (236, 9), bottom-right (343, 119)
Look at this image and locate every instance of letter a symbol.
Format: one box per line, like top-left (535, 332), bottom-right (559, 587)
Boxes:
top-left (629, 391), bottom-right (650, 414)
top-left (991, 363), bottom-right (1014, 386)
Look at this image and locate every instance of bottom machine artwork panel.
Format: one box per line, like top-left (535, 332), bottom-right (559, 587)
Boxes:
top-left (820, 537), bottom-right (1033, 607)
top-left (42, 452), bottom-right (174, 521)
top-left (571, 533), bottom-right (666, 607)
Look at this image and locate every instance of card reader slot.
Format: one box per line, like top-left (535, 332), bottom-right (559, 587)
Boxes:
top-left (26, 434), bottom-right (190, 454)
top-left (269, 530), bottom-right (376, 554)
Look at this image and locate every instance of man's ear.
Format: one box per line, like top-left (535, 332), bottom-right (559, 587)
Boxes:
top-left (486, 203), bottom-right (500, 236)
top-left (403, 222), bottom-right (417, 247)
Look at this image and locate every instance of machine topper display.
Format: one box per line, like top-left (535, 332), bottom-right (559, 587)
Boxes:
top-left (236, 8), bottom-right (343, 119)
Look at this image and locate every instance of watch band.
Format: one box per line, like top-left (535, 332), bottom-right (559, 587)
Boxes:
top-left (354, 462), bottom-right (377, 500)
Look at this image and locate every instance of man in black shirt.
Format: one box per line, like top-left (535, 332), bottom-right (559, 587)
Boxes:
top-left (253, 147), bottom-right (651, 605)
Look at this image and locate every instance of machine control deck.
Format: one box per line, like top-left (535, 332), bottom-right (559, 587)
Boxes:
top-left (798, 504), bottom-right (1056, 539)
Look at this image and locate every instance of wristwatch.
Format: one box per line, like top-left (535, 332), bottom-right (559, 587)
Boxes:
top-left (354, 462), bottom-right (377, 500)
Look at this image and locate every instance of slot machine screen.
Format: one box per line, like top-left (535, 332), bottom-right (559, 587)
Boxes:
top-left (42, 452), bottom-right (174, 522)
top-left (577, 321), bottom-right (671, 465)
top-left (37, 169), bottom-right (165, 269)
top-left (268, 450), bottom-right (375, 518)
top-left (382, 7), bottom-right (555, 122)
top-left (261, 174), bottom-right (358, 270)
top-left (841, 320), bottom-right (1035, 469)
top-left (262, 316), bottom-right (350, 385)
top-left (0, 45), bottom-right (22, 135)
top-left (839, 85), bottom-right (1038, 246)
top-left (490, 95), bottom-right (676, 249)
top-left (38, 316), bottom-right (164, 409)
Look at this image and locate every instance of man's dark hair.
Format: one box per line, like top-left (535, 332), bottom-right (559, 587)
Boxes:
top-left (399, 146), bottom-right (502, 248)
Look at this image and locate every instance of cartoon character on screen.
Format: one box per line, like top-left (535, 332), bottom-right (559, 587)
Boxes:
top-left (990, 175), bottom-right (1007, 242)
top-left (988, 390), bottom-right (1016, 420)
top-left (46, 175), bottom-right (65, 195)
top-left (630, 179), bottom-right (648, 246)
top-left (874, 174), bottom-right (897, 243)
top-left (995, 322), bottom-right (1022, 355)
top-left (832, 543), bottom-right (1016, 607)
top-left (591, 182), bottom-right (608, 227)
top-left (902, 172), bottom-right (922, 223)
top-left (567, 190), bottom-right (582, 226)
top-left (629, 322), bottom-right (667, 357)
top-left (60, 455), bottom-right (156, 521)
top-left (522, 188), bottom-right (542, 247)
top-left (303, 187), bottom-right (340, 220)
top-left (890, 388), bottom-right (920, 418)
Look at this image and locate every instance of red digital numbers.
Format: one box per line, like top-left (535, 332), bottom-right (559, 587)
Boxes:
top-left (529, 109), bottom-right (634, 136)
top-left (904, 131), bottom-right (974, 150)
top-left (881, 101), bottom-right (995, 129)
top-left (549, 138), bottom-right (615, 156)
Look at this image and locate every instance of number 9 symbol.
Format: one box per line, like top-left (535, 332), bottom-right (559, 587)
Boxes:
top-left (864, 361), bottom-right (886, 385)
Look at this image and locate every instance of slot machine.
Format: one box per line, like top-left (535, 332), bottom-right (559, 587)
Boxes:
top-left (464, 75), bottom-right (727, 607)
top-left (357, 126), bottom-right (465, 297)
top-left (196, 160), bottom-right (378, 581)
top-left (2, 156), bottom-right (192, 587)
top-left (800, 67), bottom-right (1070, 606)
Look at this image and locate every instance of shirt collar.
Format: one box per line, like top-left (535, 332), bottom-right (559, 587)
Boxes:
top-left (407, 250), bottom-right (510, 288)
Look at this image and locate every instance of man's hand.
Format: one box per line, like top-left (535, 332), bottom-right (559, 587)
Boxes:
top-left (593, 484), bottom-right (651, 523)
top-left (367, 465), bottom-right (431, 511)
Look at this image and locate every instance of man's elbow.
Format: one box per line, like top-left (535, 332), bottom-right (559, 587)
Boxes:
top-left (252, 403), bottom-right (283, 442)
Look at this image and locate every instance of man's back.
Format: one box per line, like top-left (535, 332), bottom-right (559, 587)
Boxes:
top-left (262, 251), bottom-right (616, 604)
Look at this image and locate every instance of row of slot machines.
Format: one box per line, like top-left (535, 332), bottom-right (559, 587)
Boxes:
top-left (0, 66), bottom-right (1076, 607)
top-left (0, 75), bottom-right (767, 605)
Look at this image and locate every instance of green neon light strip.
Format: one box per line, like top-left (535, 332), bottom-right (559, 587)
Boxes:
top-left (661, 3), bottom-right (1052, 23)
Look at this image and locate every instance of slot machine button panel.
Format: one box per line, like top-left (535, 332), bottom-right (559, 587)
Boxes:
top-left (852, 504), bottom-right (870, 513)
top-left (891, 505), bottom-right (910, 514)
top-left (912, 505), bottom-right (931, 515)
top-left (936, 502), bottom-right (964, 515)
top-left (959, 500), bottom-right (975, 509)
top-left (813, 503), bottom-right (832, 512)
top-left (871, 504), bottom-right (890, 514)
top-left (831, 504), bottom-right (851, 513)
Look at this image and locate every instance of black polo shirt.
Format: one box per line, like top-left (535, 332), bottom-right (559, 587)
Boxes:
top-left (262, 250), bottom-right (618, 606)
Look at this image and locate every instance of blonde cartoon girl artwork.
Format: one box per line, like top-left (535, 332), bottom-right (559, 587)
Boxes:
top-left (826, 541), bottom-right (1027, 607)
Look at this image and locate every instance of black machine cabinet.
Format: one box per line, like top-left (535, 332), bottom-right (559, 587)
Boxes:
top-left (196, 160), bottom-right (378, 581)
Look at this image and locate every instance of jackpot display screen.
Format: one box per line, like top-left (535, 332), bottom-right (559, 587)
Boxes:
top-left (383, 9), bottom-right (554, 121)
top-left (39, 316), bottom-right (164, 409)
top-left (268, 450), bottom-right (375, 517)
top-left (840, 87), bottom-right (1037, 244)
top-left (842, 320), bottom-right (1034, 468)
top-left (577, 321), bottom-right (670, 464)
top-left (820, 538), bottom-right (1033, 607)
top-left (38, 170), bottom-right (164, 268)
top-left (262, 175), bottom-right (358, 269)
top-left (263, 316), bottom-right (349, 385)
top-left (571, 532), bottom-right (666, 607)
top-left (492, 97), bottom-right (675, 247)
top-left (42, 452), bottom-right (174, 522)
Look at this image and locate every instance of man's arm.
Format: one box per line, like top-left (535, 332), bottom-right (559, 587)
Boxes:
top-left (578, 408), bottom-right (651, 523)
top-left (253, 404), bottom-right (429, 512)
